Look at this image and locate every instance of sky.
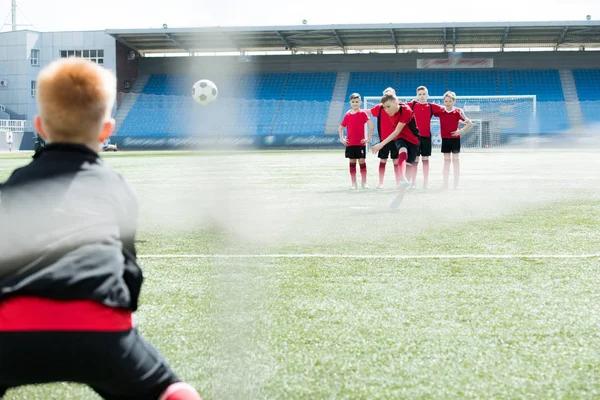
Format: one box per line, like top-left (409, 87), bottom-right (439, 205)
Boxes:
top-left (0, 0), bottom-right (599, 32)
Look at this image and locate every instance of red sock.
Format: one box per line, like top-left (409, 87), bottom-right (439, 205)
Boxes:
top-left (359, 162), bottom-right (367, 184)
top-left (422, 159), bottom-right (430, 186)
top-left (349, 163), bottom-right (357, 185)
top-left (393, 163), bottom-right (401, 185)
top-left (378, 162), bottom-right (386, 186)
top-left (398, 153), bottom-right (408, 181)
top-left (159, 382), bottom-right (202, 400)
top-left (411, 161), bottom-right (419, 185)
top-left (453, 159), bottom-right (460, 188)
top-left (443, 159), bottom-right (451, 188)
top-left (405, 164), bottom-right (413, 186)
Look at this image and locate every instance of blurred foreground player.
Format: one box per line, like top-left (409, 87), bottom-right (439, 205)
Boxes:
top-left (0, 58), bottom-right (202, 400)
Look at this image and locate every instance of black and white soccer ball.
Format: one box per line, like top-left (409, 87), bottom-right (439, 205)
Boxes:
top-left (192, 79), bottom-right (218, 105)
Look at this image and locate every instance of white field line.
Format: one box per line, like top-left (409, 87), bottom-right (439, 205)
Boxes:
top-left (138, 253), bottom-right (600, 260)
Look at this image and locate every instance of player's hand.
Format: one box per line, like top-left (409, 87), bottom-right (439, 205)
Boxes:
top-left (371, 143), bottom-right (383, 153)
top-left (340, 138), bottom-right (348, 146)
top-left (360, 138), bottom-right (369, 144)
top-left (451, 130), bottom-right (461, 137)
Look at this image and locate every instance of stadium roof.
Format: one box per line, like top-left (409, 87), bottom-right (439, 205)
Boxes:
top-left (106, 21), bottom-right (600, 54)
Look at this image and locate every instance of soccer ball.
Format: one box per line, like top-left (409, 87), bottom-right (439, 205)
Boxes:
top-left (192, 79), bottom-right (218, 105)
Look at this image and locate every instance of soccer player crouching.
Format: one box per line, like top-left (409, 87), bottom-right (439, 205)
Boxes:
top-left (339, 93), bottom-right (374, 189)
top-left (0, 58), bottom-right (202, 400)
top-left (434, 91), bottom-right (473, 190)
top-left (371, 93), bottom-right (420, 207)
top-left (366, 87), bottom-right (404, 189)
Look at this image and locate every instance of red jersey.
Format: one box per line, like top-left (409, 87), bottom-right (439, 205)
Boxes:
top-left (370, 104), bottom-right (400, 141)
top-left (388, 104), bottom-right (420, 145)
top-left (341, 110), bottom-right (370, 146)
top-left (408, 101), bottom-right (444, 137)
top-left (434, 107), bottom-right (467, 139)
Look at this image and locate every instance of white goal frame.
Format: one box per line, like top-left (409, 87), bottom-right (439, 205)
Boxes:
top-left (363, 95), bottom-right (537, 149)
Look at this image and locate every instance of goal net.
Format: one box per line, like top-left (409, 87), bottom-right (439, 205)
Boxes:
top-left (363, 95), bottom-right (537, 149)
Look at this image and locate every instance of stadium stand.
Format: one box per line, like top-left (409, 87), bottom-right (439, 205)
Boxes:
top-left (117, 69), bottom-right (595, 138)
top-left (573, 69), bottom-right (600, 124)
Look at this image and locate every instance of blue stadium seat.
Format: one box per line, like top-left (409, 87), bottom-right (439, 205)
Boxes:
top-left (116, 68), bottom-right (584, 138)
top-left (572, 69), bottom-right (600, 123)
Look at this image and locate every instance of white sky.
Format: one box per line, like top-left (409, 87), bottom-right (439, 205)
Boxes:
top-left (1, 0), bottom-right (599, 32)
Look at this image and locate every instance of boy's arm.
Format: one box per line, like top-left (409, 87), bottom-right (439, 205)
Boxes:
top-left (371, 121), bottom-right (406, 152)
top-left (451, 118), bottom-right (473, 137)
top-left (451, 110), bottom-right (473, 137)
top-left (431, 103), bottom-right (444, 117)
top-left (338, 125), bottom-right (347, 145)
top-left (361, 119), bottom-right (375, 144)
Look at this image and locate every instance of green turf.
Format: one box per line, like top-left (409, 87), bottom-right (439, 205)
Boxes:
top-left (1, 150), bottom-right (600, 399)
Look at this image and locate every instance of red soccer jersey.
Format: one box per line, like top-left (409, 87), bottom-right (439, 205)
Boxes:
top-left (389, 104), bottom-right (420, 145)
top-left (370, 104), bottom-right (399, 141)
top-left (341, 110), bottom-right (370, 146)
top-left (409, 101), bottom-right (444, 137)
top-left (434, 107), bottom-right (467, 139)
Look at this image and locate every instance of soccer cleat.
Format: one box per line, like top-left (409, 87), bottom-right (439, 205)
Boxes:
top-left (409, 184), bottom-right (417, 191)
top-left (390, 189), bottom-right (407, 209)
top-left (376, 184), bottom-right (384, 190)
top-left (350, 184), bottom-right (358, 190)
top-left (397, 178), bottom-right (411, 190)
top-left (361, 183), bottom-right (370, 189)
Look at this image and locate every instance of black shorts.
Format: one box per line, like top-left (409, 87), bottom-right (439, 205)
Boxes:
top-left (395, 138), bottom-right (420, 164)
top-left (0, 329), bottom-right (180, 399)
top-left (441, 138), bottom-right (461, 154)
top-left (377, 141), bottom-right (399, 160)
top-left (419, 136), bottom-right (432, 157)
top-left (345, 145), bottom-right (366, 159)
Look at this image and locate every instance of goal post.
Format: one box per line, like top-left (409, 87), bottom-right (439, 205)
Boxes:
top-left (363, 95), bottom-right (537, 149)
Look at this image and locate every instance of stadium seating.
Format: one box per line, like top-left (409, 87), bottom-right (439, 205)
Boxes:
top-left (572, 69), bottom-right (600, 123)
top-left (118, 72), bottom-right (335, 137)
top-left (117, 68), bottom-right (597, 138)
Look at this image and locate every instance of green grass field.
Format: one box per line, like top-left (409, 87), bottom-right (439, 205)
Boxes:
top-left (1, 148), bottom-right (600, 399)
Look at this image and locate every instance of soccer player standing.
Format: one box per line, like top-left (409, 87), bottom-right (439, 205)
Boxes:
top-left (339, 93), bottom-right (374, 189)
top-left (434, 91), bottom-right (473, 189)
top-left (407, 86), bottom-right (443, 189)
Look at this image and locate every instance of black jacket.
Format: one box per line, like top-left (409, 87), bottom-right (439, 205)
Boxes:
top-left (0, 143), bottom-right (143, 311)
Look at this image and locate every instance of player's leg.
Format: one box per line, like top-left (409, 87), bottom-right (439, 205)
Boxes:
top-left (394, 140), bottom-right (410, 188)
top-left (452, 139), bottom-right (461, 189)
top-left (441, 139), bottom-right (452, 190)
top-left (358, 156), bottom-right (368, 189)
top-left (403, 141), bottom-right (418, 192)
top-left (411, 138), bottom-right (421, 189)
top-left (87, 329), bottom-right (201, 400)
top-left (349, 159), bottom-right (358, 189)
top-left (377, 158), bottom-right (386, 189)
top-left (389, 143), bottom-right (401, 187)
top-left (0, 329), bottom-right (201, 399)
top-left (390, 140), bottom-right (417, 209)
top-left (377, 145), bottom-right (390, 189)
top-left (345, 147), bottom-right (358, 189)
top-left (420, 137), bottom-right (432, 189)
